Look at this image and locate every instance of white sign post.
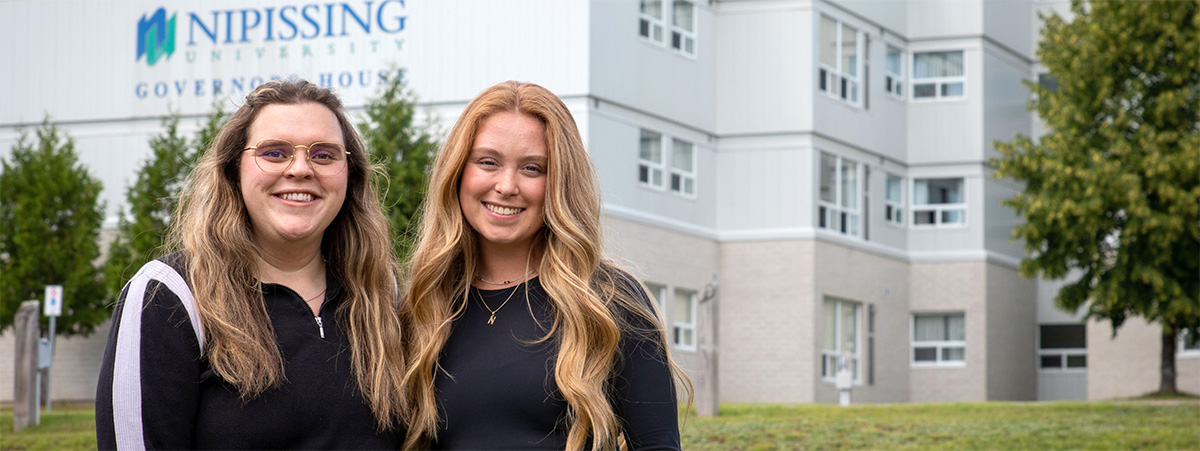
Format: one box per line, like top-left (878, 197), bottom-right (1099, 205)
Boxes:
top-left (44, 285), bottom-right (63, 317)
top-left (42, 284), bottom-right (62, 412)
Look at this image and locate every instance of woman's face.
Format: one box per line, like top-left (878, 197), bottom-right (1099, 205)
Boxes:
top-left (458, 111), bottom-right (548, 255)
top-left (239, 102), bottom-right (348, 248)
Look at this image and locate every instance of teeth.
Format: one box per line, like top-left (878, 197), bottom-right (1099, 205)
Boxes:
top-left (279, 192), bottom-right (313, 202)
top-left (486, 203), bottom-right (522, 215)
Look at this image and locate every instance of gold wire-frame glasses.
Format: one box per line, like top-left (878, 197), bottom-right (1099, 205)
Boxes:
top-left (242, 139), bottom-right (351, 176)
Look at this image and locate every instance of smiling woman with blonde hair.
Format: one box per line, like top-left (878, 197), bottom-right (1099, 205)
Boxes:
top-left (401, 80), bottom-right (690, 450)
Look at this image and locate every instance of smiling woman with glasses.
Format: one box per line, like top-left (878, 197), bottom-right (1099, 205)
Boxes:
top-left (96, 79), bottom-right (407, 449)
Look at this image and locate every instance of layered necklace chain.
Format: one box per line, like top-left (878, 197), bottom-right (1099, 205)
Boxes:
top-left (475, 284), bottom-right (520, 325)
top-left (473, 268), bottom-right (536, 325)
top-left (475, 268), bottom-right (537, 286)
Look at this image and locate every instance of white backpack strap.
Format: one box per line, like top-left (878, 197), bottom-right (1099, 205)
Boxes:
top-left (111, 259), bottom-right (203, 450)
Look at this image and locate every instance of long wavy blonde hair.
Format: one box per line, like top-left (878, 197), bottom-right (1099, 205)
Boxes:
top-left (166, 79), bottom-right (406, 430)
top-left (401, 81), bottom-right (691, 449)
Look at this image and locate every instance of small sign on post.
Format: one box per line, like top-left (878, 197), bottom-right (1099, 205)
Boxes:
top-left (44, 285), bottom-right (63, 317)
top-left (42, 284), bottom-right (62, 412)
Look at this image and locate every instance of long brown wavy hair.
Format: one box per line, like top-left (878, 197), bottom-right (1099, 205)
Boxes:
top-left (166, 79), bottom-right (406, 429)
top-left (401, 81), bottom-right (691, 449)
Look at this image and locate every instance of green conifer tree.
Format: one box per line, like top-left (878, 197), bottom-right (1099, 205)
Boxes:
top-left (994, 0), bottom-right (1199, 393)
top-left (359, 72), bottom-right (440, 261)
top-left (0, 120), bottom-right (107, 336)
top-left (103, 108), bottom-right (227, 298)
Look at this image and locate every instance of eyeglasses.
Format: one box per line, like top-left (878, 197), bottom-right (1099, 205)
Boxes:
top-left (243, 139), bottom-right (351, 176)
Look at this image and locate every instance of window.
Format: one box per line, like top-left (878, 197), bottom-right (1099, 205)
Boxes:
top-left (913, 313), bottom-right (965, 366)
top-left (913, 51), bottom-right (964, 100)
top-left (670, 1), bottom-right (696, 56)
top-left (913, 177), bottom-right (965, 227)
top-left (638, 0), bottom-right (665, 44)
top-left (1180, 329), bottom-right (1200, 357)
top-left (885, 175), bottom-right (904, 226)
top-left (818, 152), bottom-right (861, 236)
top-left (818, 15), bottom-right (864, 105)
top-left (640, 0), bottom-right (696, 57)
top-left (822, 298), bottom-right (861, 382)
top-left (644, 282), bottom-right (667, 325)
top-left (672, 288), bottom-right (697, 351)
top-left (1038, 72), bottom-right (1059, 92)
top-left (669, 138), bottom-right (696, 196)
top-left (1039, 324), bottom-right (1086, 370)
top-left (886, 46), bottom-right (904, 99)
top-left (638, 129), bottom-right (665, 189)
top-left (639, 129), bottom-right (697, 198)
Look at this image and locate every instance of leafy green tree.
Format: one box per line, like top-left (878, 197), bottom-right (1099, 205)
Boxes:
top-left (359, 72), bottom-right (440, 260)
top-left (993, 0), bottom-right (1199, 394)
top-left (103, 108), bottom-right (227, 298)
top-left (0, 120), bottom-right (107, 336)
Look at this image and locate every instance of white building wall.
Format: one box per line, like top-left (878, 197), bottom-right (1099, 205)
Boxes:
top-left (983, 0), bottom-right (1033, 58)
top-left (864, 160), bottom-right (910, 252)
top-left (714, 2), bottom-right (813, 136)
top-left (905, 39), bottom-right (985, 165)
top-left (905, 0), bottom-right (983, 39)
top-left (714, 137), bottom-right (811, 234)
top-left (983, 176), bottom-right (1029, 261)
top-left (590, 104), bottom-right (719, 230)
top-left (907, 168), bottom-right (986, 253)
top-left (981, 44), bottom-right (1033, 162)
top-left (590, 0), bottom-right (717, 132)
top-left (831, 0), bottom-right (905, 34)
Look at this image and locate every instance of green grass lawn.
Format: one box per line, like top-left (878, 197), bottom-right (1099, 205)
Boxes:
top-left (1, 403), bottom-right (95, 451)
top-left (682, 401), bottom-right (1200, 450)
top-left (3, 400), bottom-right (1197, 450)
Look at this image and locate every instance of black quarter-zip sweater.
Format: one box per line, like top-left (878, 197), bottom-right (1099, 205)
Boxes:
top-left (96, 253), bottom-right (402, 449)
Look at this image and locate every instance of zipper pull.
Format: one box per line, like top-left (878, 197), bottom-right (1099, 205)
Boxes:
top-left (314, 316), bottom-right (325, 339)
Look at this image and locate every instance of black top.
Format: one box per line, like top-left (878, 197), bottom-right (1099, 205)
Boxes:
top-left (95, 253), bottom-right (402, 450)
top-left (432, 275), bottom-right (680, 450)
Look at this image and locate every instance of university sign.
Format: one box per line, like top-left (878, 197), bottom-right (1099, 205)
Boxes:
top-left (133, 0), bottom-right (408, 100)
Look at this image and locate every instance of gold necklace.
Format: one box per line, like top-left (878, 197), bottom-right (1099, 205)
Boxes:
top-left (475, 268), bottom-right (536, 286)
top-left (305, 288), bottom-right (326, 304)
top-left (475, 284), bottom-right (521, 325)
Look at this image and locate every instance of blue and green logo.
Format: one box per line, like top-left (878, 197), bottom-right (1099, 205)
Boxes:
top-left (137, 8), bottom-right (176, 66)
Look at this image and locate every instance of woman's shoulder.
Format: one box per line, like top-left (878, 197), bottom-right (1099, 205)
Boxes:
top-left (130, 251), bottom-right (190, 283)
top-left (121, 251), bottom-right (193, 303)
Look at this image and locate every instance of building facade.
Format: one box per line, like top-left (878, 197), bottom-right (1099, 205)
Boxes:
top-left (1, 0), bottom-right (1196, 404)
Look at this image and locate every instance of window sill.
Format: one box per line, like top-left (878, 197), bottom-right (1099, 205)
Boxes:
top-left (820, 378), bottom-right (863, 386)
top-left (911, 223), bottom-right (968, 230)
top-left (911, 362), bottom-right (967, 369)
top-left (1038, 368), bottom-right (1088, 374)
top-left (638, 182), bottom-right (667, 192)
top-left (911, 96), bottom-right (967, 103)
